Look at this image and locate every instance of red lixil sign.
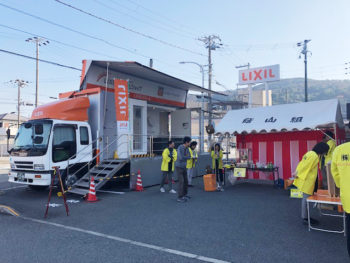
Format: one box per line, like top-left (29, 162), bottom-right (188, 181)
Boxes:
top-left (238, 64), bottom-right (280, 85)
top-left (114, 79), bottom-right (129, 122)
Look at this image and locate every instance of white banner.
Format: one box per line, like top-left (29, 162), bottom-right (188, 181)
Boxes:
top-left (238, 64), bottom-right (280, 85)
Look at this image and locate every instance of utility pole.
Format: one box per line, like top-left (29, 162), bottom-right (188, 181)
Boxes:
top-left (26, 37), bottom-right (49, 108)
top-left (179, 61), bottom-right (206, 153)
top-left (235, 63), bottom-right (251, 107)
top-left (10, 79), bottom-right (29, 128)
top-left (297, 40), bottom-right (311, 102)
top-left (345, 62), bottom-right (350, 77)
top-left (198, 35), bottom-right (222, 141)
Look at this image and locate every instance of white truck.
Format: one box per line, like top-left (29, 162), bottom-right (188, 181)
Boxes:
top-left (8, 96), bottom-right (95, 190)
top-left (8, 90), bottom-right (130, 196)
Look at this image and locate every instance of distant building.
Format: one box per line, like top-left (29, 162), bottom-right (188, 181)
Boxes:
top-left (187, 94), bottom-right (247, 139)
top-left (236, 89), bottom-right (272, 107)
top-left (0, 113), bottom-right (29, 138)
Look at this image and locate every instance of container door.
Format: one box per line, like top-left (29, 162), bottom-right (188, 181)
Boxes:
top-left (171, 109), bottom-right (191, 137)
top-left (129, 99), bottom-right (147, 154)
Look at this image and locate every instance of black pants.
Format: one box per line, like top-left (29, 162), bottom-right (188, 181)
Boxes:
top-left (215, 168), bottom-right (224, 184)
top-left (176, 167), bottom-right (188, 198)
top-left (347, 213), bottom-right (350, 257)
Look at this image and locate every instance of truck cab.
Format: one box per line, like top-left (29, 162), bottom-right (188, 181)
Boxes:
top-left (8, 97), bottom-right (93, 189)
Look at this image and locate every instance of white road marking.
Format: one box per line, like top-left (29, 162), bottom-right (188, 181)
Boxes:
top-left (21, 216), bottom-right (230, 263)
top-left (0, 185), bottom-right (27, 191)
top-left (46, 203), bottom-right (62, 208)
top-left (66, 199), bottom-right (80, 203)
top-left (97, 190), bottom-right (125, 195)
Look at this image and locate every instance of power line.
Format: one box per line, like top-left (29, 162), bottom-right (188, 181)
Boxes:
top-left (0, 2), bottom-right (144, 57)
top-left (54, 0), bottom-right (205, 57)
top-left (92, 0), bottom-right (194, 39)
top-left (0, 24), bottom-right (125, 61)
top-left (0, 14), bottom-right (202, 79)
top-left (121, 0), bottom-right (205, 37)
top-left (0, 48), bottom-right (81, 71)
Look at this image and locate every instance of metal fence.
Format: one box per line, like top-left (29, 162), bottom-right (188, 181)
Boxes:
top-left (105, 134), bottom-right (238, 160)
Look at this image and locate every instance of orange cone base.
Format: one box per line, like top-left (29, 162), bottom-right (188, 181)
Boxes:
top-left (85, 194), bottom-right (99, 203)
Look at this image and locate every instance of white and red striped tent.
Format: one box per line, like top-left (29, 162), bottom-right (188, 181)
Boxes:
top-left (216, 99), bottom-right (345, 180)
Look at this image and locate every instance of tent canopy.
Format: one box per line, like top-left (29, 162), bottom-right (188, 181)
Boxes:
top-left (216, 99), bottom-right (344, 134)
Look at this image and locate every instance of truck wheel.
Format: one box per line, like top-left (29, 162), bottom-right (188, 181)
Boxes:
top-left (28, 185), bottom-right (48, 191)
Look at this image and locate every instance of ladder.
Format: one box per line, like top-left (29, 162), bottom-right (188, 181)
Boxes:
top-left (68, 159), bottom-right (129, 196)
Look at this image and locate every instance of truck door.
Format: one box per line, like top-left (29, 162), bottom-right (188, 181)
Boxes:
top-left (51, 124), bottom-right (77, 168)
top-left (171, 109), bottom-right (191, 137)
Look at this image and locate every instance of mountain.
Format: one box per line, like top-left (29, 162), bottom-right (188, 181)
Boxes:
top-left (203, 78), bottom-right (349, 117)
top-left (253, 78), bottom-right (349, 105)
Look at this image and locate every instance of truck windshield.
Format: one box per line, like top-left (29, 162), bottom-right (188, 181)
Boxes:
top-left (11, 120), bottom-right (52, 156)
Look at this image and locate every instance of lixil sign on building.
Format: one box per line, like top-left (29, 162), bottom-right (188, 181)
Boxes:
top-left (238, 64), bottom-right (280, 85)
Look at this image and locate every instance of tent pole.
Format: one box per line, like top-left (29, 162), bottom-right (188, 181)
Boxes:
top-left (334, 123), bottom-right (338, 145)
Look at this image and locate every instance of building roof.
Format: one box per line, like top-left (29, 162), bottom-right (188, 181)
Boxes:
top-left (0, 113), bottom-right (28, 122)
top-left (81, 60), bottom-right (226, 96)
top-left (216, 99), bottom-right (344, 134)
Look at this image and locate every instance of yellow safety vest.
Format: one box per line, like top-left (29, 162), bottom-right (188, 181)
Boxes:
top-left (331, 142), bottom-right (350, 213)
top-left (211, 150), bottom-right (223, 170)
top-left (186, 148), bottom-right (198, 169)
top-left (324, 139), bottom-right (336, 165)
top-left (161, 148), bottom-right (177, 172)
top-left (293, 151), bottom-right (319, 195)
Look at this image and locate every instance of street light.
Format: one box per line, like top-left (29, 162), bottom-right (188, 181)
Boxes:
top-left (179, 61), bottom-right (206, 153)
top-left (26, 37), bottom-right (49, 108)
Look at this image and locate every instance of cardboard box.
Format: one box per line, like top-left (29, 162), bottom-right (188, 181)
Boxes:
top-left (326, 163), bottom-right (340, 197)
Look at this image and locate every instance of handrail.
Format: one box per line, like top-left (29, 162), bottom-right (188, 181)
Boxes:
top-left (66, 136), bottom-right (100, 177)
top-left (68, 134), bottom-right (129, 180)
top-left (67, 136), bottom-right (101, 163)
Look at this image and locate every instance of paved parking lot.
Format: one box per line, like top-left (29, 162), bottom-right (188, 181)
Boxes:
top-left (0, 173), bottom-right (348, 263)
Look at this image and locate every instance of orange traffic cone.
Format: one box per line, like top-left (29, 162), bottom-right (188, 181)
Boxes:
top-left (86, 176), bottom-right (99, 202)
top-left (136, 170), bottom-right (144, 191)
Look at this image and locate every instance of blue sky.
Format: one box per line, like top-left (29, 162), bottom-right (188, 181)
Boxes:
top-left (0, 0), bottom-right (349, 117)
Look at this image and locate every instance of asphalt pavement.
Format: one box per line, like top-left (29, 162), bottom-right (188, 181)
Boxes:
top-left (0, 174), bottom-right (348, 263)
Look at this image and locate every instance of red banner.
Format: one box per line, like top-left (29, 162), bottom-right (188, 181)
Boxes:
top-left (114, 79), bottom-right (129, 122)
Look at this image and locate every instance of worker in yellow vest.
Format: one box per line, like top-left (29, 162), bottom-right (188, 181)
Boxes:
top-left (331, 142), bottom-right (350, 257)
top-left (160, 141), bottom-right (177, 194)
top-left (211, 143), bottom-right (224, 191)
top-left (187, 141), bottom-right (198, 187)
top-left (293, 142), bottom-right (329, 225)
top-left (321, 130), bottom-right (336, 188)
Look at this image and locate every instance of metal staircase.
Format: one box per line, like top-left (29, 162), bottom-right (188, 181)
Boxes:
top-left (68, 158), bottom-right (129, 196)
top-left (66, 134), bottom-right (131, 196)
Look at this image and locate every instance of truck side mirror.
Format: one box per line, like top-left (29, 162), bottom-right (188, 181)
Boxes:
top-left (24, 122), bottom-right (32, 129)
top-left (6, 128), bottom-right (10, 140)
